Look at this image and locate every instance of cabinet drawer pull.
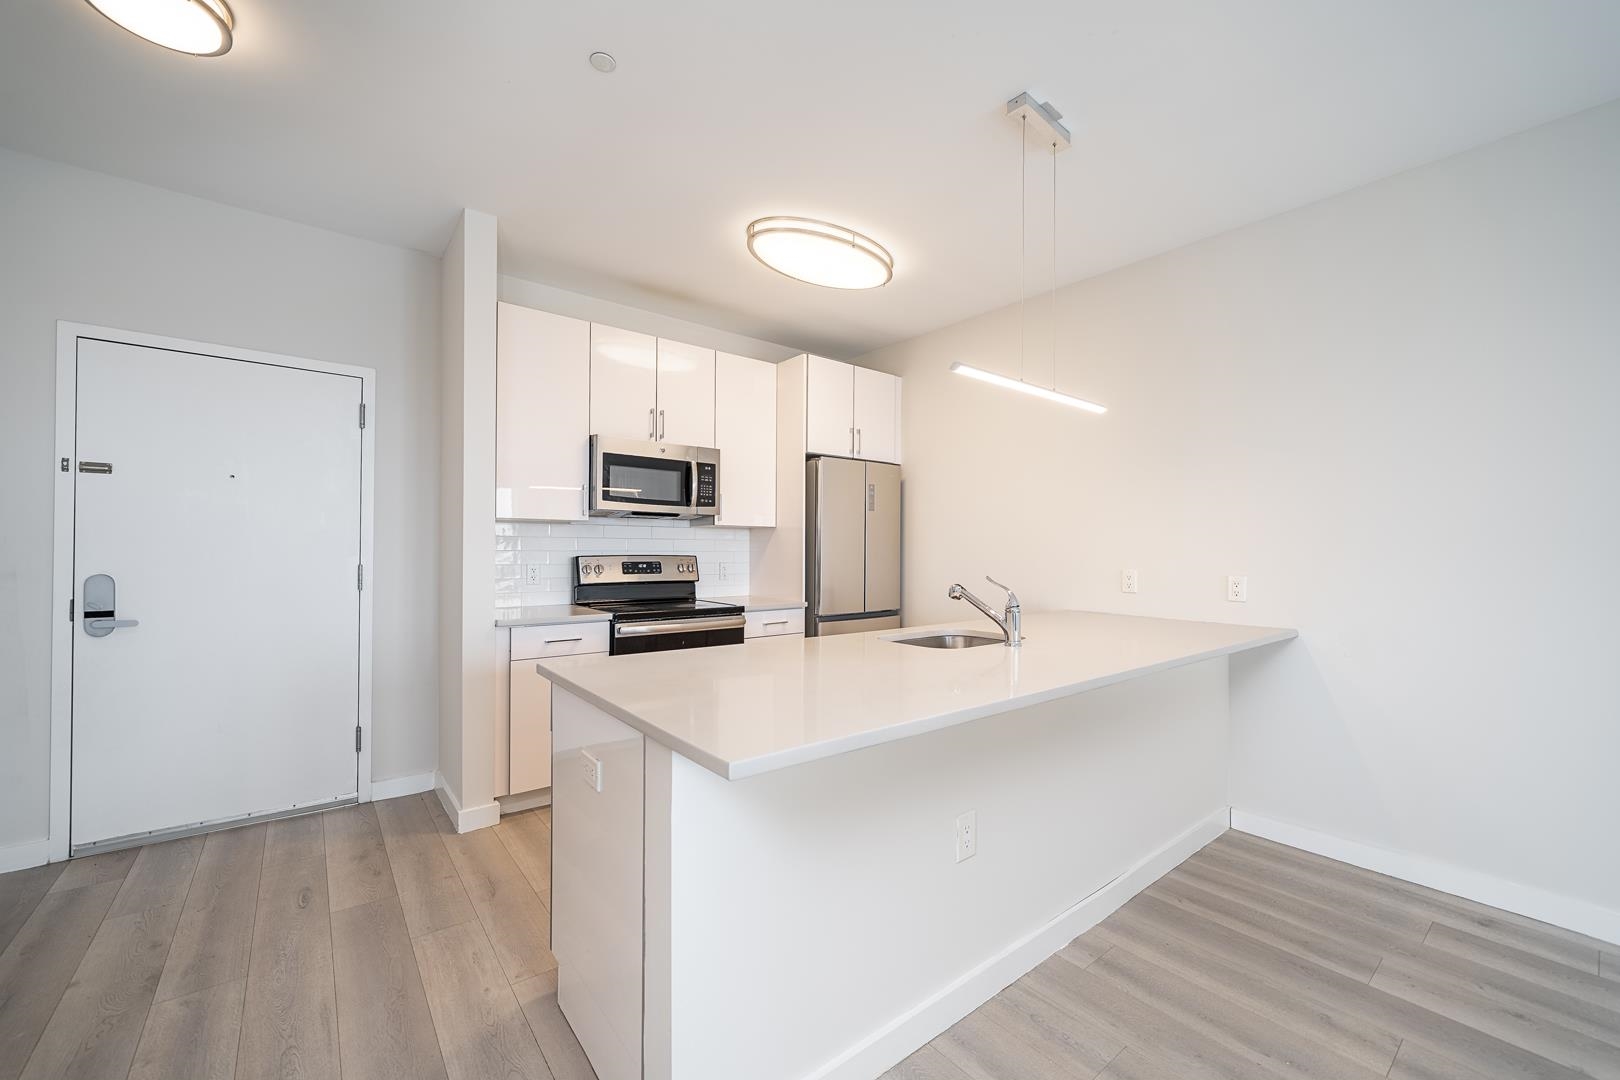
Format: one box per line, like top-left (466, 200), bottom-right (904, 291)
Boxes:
top-left (544, 636), bottom-right (584, 644)
top-left (763, 620), bottom-right (789, 627)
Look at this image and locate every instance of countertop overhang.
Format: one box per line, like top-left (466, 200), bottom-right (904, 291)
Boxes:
top-left (537, 611), bottom-right (1295, 780)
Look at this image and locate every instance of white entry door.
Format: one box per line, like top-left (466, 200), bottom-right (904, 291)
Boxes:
top-left (71, 338), bottom-right (364, 851)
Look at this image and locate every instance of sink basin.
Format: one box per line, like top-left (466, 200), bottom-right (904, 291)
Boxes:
top-left (894, 632), bottom-right (1005, 649)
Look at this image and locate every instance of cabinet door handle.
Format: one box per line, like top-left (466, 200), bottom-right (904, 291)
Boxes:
top-left (849, 426), bottom-right (855, 455)
top-left (658, 409), bottom-right (665, 440)
top-left (648, 408), bottom-right (655, 439)
top-left (857, 428), bottom-right (862, 456)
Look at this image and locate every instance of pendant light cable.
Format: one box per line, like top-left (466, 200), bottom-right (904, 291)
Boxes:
top-left (1019, 113), bottom-right (1027, 386)
top-left (1051, 140), bottom-right (1058, 392)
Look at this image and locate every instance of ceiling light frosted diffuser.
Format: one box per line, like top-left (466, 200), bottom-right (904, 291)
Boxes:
top-left (746, 217), bottom-right (893, 289)
top-left (84, 0), bottom-right (234, 56)
top-left (950, 363), bottom-right (1106, 413)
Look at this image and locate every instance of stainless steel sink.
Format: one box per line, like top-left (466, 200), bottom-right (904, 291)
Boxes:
top-left (893, 632), bottom-right (1005, 649)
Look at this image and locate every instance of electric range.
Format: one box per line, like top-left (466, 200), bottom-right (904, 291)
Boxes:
top-left (573, 554), bottom-right (745, 655)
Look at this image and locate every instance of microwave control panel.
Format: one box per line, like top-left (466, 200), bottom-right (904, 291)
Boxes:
top-left (695, 462), bottom-right (717, 508)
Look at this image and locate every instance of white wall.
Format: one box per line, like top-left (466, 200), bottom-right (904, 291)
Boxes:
top-left (0, 148), bottom-right (443, 853)
top-left (437, 210), bottom-right (500, 826)
top-left (859, 101), bottom-right (1620, 920)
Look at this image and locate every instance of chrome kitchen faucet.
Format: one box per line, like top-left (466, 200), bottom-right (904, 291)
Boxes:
top-left (947, 577), bottom-right (1022, 647)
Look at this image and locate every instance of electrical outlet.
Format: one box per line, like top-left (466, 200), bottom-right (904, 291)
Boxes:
top-left (523, 564), bottom-right (543, 586)
top-left (716, 562), bottom-right (728, 582)
top-left (954, 810), bottom-right (977, 863)
top-left (1121, 569), bottom-right (1139, 594)
top-left (581, 750), bottom-right (603, 792)
top-left (1227, 575), bottom-right (1248, 603)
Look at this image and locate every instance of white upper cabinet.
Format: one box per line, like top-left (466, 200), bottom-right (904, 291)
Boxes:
top-left (589, 327), bottom-right (716, 447)
top-left (852, 365), bottom-right (900, 464)
top-left (805, 355), bottom-right (901, 463)
top-left (590, 324), bottom-right (659, 441)
top-left (496, 302), bottom-right (590, 521)
top-left (805, 355), bottom-right (855, 456)
top-left (714, 352), bottom-right (776, 527)
top-left (654, 339), bottom-right (716, 447)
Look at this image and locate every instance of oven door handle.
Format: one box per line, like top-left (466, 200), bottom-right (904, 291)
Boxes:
top-left (614, 615), bottom-right (746, 638)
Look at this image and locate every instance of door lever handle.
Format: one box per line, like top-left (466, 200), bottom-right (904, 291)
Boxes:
top-left (85, 618), bottom-right (139, 634)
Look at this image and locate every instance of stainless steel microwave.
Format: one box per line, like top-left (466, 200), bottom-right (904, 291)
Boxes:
top-left (589, 435), bottom-right (719, 519)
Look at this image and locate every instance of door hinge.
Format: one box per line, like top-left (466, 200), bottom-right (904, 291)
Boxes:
top-left (355, 725), bottom-right (363, 752)
top-left (359, 403), bottom-right (367, 429)
top-left (356, 563), bottom-right (365, 590)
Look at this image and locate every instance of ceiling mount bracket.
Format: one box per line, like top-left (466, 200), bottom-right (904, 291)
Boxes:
top-left (1006, 92), bottom-right (1071, 151)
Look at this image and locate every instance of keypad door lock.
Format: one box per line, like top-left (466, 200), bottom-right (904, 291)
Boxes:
top-left (82, 573), bottom-right (140, 637)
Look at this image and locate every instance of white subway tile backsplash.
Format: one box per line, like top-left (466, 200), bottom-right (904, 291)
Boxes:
top-left (495, 518), bottom-right (752, 610)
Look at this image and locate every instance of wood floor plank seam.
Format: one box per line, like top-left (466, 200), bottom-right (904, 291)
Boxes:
top-left (1217, 833), bottom-right (1615, 966)
top-left (1086, 914), bottom-right (1404, 1072)
top-left (1114, 888), bottom-right (1590, 1080)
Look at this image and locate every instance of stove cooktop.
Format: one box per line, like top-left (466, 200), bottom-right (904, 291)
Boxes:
top-left (582, 598), bottom-right (744, 619)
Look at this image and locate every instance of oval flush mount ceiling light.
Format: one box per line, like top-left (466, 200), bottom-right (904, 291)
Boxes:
top-left (84, 0), bottom-right (234, 56)
top-left (746, 217), bottom-right (893, 290)
top-left (588, 51), bottom-right (617, 73)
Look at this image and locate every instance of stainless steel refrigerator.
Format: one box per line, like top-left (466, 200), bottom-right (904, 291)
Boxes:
top-left (806, 456), bottom-right (901, 636)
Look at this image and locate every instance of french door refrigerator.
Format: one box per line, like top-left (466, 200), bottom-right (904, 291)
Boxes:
top-left (806, 456), bottom-right (901, 636)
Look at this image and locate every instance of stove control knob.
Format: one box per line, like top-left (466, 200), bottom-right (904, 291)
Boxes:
top-left (580, 563), bottom-right (593, 576)
top-left (594, 562), bottom-right (606, 576)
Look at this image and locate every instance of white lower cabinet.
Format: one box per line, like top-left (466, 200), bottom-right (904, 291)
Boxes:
top-left (744, 607), bottom-right (805, 639)
top-left (508, 621), bottom-right (610, 795)
top-left (509, 661), bottom-right (553, 794)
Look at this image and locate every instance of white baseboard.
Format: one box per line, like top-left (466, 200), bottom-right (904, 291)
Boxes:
top-left (433, 774), bottom-right (501, 834)
top-left (370, 771), bottom-right (436, 801)
top-left (497, 788), bottom-right (552, 814)
top-left (814, 807), bottom-right (1231, 1080)
top-left (0, 838), bottom-right (53, 874)
top-left (1230, 810), bottom-right (1620, 946)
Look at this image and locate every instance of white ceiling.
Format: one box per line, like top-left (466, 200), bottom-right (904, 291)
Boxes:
top-left (4, 2), bottom-right (1619, 357)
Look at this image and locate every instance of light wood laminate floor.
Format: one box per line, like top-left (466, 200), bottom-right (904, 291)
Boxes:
top-left (885, 830), bottom-right (1620, 1080)
top-left (5, 813), bottom-right (1617, 1080)
top-left (0, 794), bottom-right (594, 1080)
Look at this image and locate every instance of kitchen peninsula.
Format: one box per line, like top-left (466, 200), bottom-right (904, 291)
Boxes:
top-left (539, 611), bottom-right (1295, 1080)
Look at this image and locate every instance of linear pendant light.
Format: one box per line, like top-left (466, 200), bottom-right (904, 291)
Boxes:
top-left (949, 362), bottom-right (1106, 413)
top-left (952, 92), bottom-right (1106, 415)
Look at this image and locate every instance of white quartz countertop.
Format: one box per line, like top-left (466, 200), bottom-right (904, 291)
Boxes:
top-left (496, 595), bottom-right (804, 628)
top-left (495, 604), bottom-right (611, 627)
top-left (536, 611), bottom-right (1296, 779)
